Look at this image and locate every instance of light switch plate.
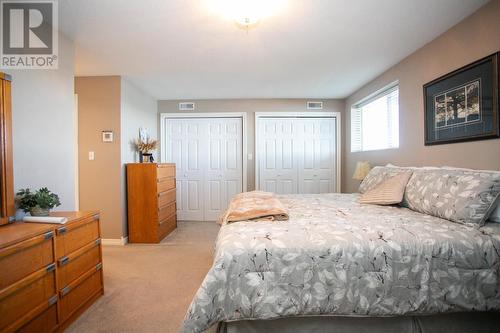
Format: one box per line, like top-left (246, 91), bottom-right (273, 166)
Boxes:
top-left (89, 151), bottom-right (95, 160)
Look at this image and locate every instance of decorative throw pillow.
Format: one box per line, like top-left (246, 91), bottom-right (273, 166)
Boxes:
top-left (403, 169), bottom-right (500, 227)
top-left (358, 166), bottom-right (409, 194)
top-left (359, 171), bottom-right (413, 205)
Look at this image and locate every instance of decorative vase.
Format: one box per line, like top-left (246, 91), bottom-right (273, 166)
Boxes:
top-left (140, 153), bottom-right (153, 163)
top-left (30, 206), bottom-right (50, 216)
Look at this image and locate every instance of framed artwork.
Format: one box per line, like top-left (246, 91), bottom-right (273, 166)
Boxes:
top-left (102, 131), bottom-right (114, 143)
top-left (423, 53), bottom-right (499, 145)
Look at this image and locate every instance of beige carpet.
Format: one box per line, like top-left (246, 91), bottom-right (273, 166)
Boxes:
top-left (66, 221), bottom-right (220, 333)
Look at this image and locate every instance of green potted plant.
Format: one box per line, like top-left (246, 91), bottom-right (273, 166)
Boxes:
top-left (16, 187), bottom-right (61, 216)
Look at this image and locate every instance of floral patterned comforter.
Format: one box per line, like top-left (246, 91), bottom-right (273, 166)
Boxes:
top-left (182, 194), bottom-right (500, 333)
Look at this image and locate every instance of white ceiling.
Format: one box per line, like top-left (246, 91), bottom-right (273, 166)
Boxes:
top-left (59, 0), bottom-right (489, 100)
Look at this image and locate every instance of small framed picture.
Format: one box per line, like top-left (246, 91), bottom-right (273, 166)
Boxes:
top-left (102, 131), bottom-right (114, 143)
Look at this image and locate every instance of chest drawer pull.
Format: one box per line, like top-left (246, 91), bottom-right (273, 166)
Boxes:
top-left (58, 226), bottom-right (67, 234)
top-left (44, 231), bottom-right (54, 240)
top-left (45, 263), bottom-right (56, 273)
top-left (95, 238), bottom-right (101, 245)
top-left (60, 285), bottom-right (71, 297)
top-left (59, 256), bottom-right (69, 266)
top-left (48, 294), bottom-right (58, 306)
top-left (96, 262), bottom-right (103, 271)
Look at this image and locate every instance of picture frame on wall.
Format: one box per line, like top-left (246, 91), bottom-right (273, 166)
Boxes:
top-left (423, 52), bottom-right (499, 145)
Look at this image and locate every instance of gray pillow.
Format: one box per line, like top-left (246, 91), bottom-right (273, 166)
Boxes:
top-left (358, 166), bottom-right (408, 194)
top-left (403, 169), bottom-right (500, 227)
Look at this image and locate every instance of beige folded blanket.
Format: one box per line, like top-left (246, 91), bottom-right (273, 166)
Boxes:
top-left (219, 191), bottom-right (289, 225)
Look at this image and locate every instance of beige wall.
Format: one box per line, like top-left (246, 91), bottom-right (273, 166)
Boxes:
top-left (343, 0), bottom-right (500, 193)
top-left (158, 99), bottom-right (345, 190)
top-left (76, 76), bottom-right (123, 239)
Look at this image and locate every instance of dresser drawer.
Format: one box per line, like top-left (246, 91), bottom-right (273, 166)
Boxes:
top-left (158, 214), bottom-right (177, 240)
top-left (157, 165), bottom-right (175, 179)
top-left (17, 303), bottom-right (57, 333)
top-left (58, 239), bottom-right (101, 288)
top-left (0, 266), bottom-right (56, 332)
top-left (158, 202), bottom-right (176, 221)
top-left (56, 216), bottom-right (100, 258)
top-left (0, 231), bottom-right (54, 289)
top-left (59, 264), bottom-right (103, 323)
top-left (157, 177), bottom-right (175, 193)
top-left (158, 189), bottom-right (176, 208)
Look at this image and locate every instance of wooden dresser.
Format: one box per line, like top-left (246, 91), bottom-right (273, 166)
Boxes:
top-left (0, 211), bottom-right (103, 333)
top-left (126, 163), bottom-right (177, 243)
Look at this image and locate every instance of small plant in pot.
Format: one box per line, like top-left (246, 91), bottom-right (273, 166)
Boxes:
top-left (16, 187), bottom-right (61, 216)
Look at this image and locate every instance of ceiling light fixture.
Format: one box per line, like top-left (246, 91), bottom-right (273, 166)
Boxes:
top-left (204, 0), bottom-right (286, 28)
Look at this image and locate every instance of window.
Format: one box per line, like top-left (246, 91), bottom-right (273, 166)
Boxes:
top-left (351, 84), bottom-right (399, 152)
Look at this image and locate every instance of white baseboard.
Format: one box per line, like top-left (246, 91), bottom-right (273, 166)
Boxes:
top-left (101, 237), bottom-right (128, 246)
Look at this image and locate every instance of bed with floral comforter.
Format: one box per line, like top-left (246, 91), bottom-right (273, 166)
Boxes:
top-left (181, 193), bottom-right (500, 333)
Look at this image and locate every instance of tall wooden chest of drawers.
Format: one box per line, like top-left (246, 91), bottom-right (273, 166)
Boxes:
top-left (0, 211), bottom-right (103, 333)
top-left (126, 163), bottom-right (177, 243)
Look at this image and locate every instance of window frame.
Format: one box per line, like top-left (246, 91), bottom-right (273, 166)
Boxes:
top-left (350, 82), bottom-right (400, 153)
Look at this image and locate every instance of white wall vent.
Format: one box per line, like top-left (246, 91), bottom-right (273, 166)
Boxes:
top-left (179, 102), bottom-right (195, 111)
top-left (307, 101), bottom-right (323, 110)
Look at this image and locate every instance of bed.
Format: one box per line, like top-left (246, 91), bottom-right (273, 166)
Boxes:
top-left (182, 193), bottom-right (500, 332)
top-left (181, 167), bottom-right (500, 333)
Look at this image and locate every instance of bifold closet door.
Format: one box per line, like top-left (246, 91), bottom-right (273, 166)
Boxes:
top-left (165, 118), bottom-right (243, 221)
top-left (257, 118), bottom-right (299, 194)
top-left (257, 117), bottom-right (336, 194)
top-left (204, 118), bottom-right (243, 221)
top-left (166, 119), bottom-right (205, 221)
top-left (297, 118), bottom-right (336, 193)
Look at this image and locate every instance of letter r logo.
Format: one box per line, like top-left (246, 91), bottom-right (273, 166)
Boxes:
top-left (2, 1), bottom-right (53, 54)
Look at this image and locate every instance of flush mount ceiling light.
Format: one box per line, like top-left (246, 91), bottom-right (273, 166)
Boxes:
top-left (204, 0), bottom-right (286, 28)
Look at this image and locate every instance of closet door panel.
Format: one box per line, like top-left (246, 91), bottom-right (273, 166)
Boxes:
top-left (258, 119), bottom-right (298, 194)
top-left (297, 118), bottom-right (336, 194)
top-left (205, 118), bottom-right (243, 221)
top-left (166, 119), bottom-right (204, 220)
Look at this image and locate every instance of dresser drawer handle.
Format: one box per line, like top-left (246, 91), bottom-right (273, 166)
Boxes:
top-left (60, 286), bottom-right (71, 297)
top-left (48, 295), bottom-right (58, 306)
top-left (59, 256), bottom-right (69, 266)
top-left (46, 263), bottom-right (56, 273)
top-left (58, 226), bottom-right (67, 234)
top-left (96, 262), bottom-right (103, 271)
top-left (95, 238), bottom-right (101, 245)
top-left (44, 231), bottom-right (54, 240)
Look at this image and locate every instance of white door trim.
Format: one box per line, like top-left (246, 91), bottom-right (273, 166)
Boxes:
top-left (160, 112), bottom-right (248, 192)
top-left (255, 112), bottom-right (342, 193)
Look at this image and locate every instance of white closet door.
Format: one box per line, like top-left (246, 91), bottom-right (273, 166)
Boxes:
top-left (166, 119), bottom-right (205, 220)
top-left (297, 118), bottom-right (336, 193)
top-left (205, 118), bottom-right (243, 221)
top-left (257, 117), bottom-right (336, 195)
top-left (258, 119), bottom-right (299, 194)
top-left (165, 117), bottom-right (243, 221)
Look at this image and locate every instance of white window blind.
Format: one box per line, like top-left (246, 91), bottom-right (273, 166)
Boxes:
top-left (351, 85), bottom-right (399, 152)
